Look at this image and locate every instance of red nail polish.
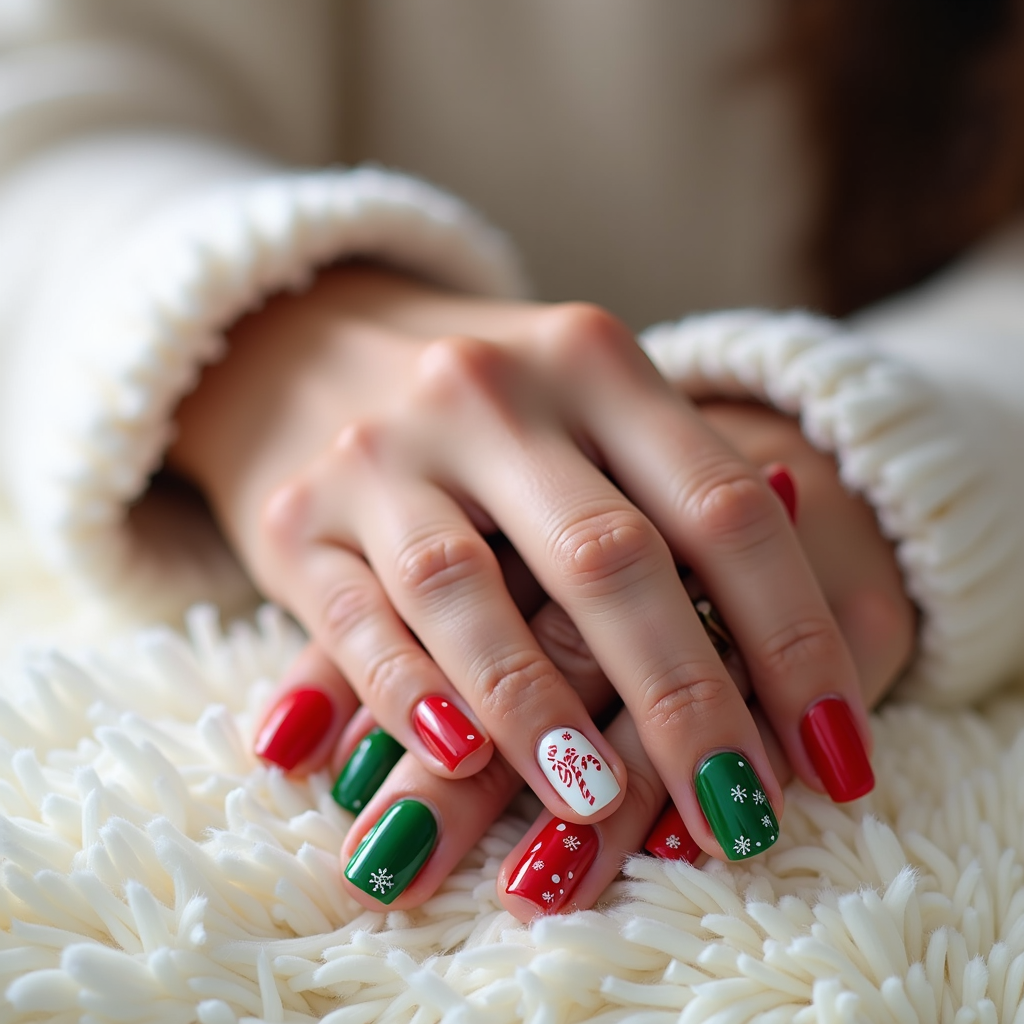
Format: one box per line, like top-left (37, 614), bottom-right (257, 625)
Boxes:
top-left (766, 466), bottom-right (798, 524)
top-left (505, 819), bottom-right (598, 913)
top-left (255, 688), bottom-right (334, 770)
top-left (644, 803), bottom-right (701, 862)
top-left (412, 695), bottom-right (487, 771)
top-left (800, 697), bottom-right (874, 802)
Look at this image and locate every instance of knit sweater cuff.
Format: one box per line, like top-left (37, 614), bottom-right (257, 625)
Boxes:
top-left (1, 137), bottom-right (527, 619)
top-left (641, 309), bottom-right (1020, 704)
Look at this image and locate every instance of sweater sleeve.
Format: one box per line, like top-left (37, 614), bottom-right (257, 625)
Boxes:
top-left (640, 220), bottom-right (1024, 705)
top-left (0, 5), bottom-right (527, 620)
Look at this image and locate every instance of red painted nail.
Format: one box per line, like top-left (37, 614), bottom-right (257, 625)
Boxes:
top-left (505, 819), bottom-right (599, 914)
top-left (644, 803), bottom-right (702, 862)
top-left (255, 687), bottom-right (334, 770)
top-left (412, 695), bottom-right (487, 771)
top-left (800, 697), bottom-right (874, 802)
top-left (766, 465), bottom-right (798, 524)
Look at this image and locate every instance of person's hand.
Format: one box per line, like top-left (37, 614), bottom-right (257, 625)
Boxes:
top-left (169, 263), bottom-right (872, 881)
top-left (310, 408), bottom-right (914, 919)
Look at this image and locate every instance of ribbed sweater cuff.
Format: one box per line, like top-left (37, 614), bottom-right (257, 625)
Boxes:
top-left (641, 310), bottom-right (1021, 703)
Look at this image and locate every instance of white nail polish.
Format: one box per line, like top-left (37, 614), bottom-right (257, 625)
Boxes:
top-left (537, 727), bottom-right (621, 816)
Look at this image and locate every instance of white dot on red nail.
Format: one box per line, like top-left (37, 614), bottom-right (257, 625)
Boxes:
top-left (441, 701), bottom-right (448, 707)
top-left (556, 823), bottom-right (566, 831)
top-left (559, 889), bottom-right (564, 895)
top-left (551, 874), bottom-right (560, 883)
top-left (567, 872), bottom-right (573, 879)
top-left (467, 734), bottom-right (475, 740)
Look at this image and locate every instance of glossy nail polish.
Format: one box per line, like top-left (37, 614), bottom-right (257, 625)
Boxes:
top-left (505, 818), bottom-right (599, 913)
top-left (254, 688), bottom-right (333, 770)
top-left (412, 696), bottom-right (487, 771)
top-left (332, 728), bottom-right (405, 813)
top-left (800, 697), bottom-right (874, 802)
top-left (537, 727), bottom-right (621, 816)
top-left (695, 752), bottom-right (778, 860)
top-left (766, 466), bottom-right (798, 524)
top-left (644, 803), bottom-right (701, 863)
top-left (344, 799), bottom-right (438, 905)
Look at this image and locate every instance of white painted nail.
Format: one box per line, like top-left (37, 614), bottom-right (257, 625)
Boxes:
top-left (537, 727), bottom-right (621, 816)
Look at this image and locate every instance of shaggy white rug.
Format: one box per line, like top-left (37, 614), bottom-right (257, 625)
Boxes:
top-left (3, 501), bottom-right (1024, 1024)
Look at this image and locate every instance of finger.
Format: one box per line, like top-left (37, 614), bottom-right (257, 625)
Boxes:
top-left (467, 431), bottom-right (781, 860)
top-left (338, 478), bottom-right (627, 823)
top-left (576, 369), bottom-right (873, 804)
top-left (254, 643), bottom-right (360, 774)
top-left (271, 537), bottom-right (493, 779)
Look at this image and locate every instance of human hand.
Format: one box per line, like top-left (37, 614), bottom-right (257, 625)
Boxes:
top-left (169, 263), bottom-right (871, 873)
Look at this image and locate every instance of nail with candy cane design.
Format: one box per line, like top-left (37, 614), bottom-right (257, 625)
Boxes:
top-left (505, 818), bottom-right (599, 914)
top-left (536, 727), bottom-right (620, 816)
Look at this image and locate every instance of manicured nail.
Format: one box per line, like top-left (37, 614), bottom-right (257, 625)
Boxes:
top-left (766, 465), bottom-right (798, 524)
top-left (505, 818), bottom-right (599, 913)
top-left (412, 695), bottom-right (487, 771)
top-left (332, 728), bottom-right (405, 813)
top-left (644, 803), bottom-right (702, 863)
top-left (695, 752), bottom-right (779, 860)
top-left (344, 799), bottom-right (438, 904)
top-left (800, 697), bottom-right (874, 802)
top-left (537, 727), bottom-right (621, 816)
top-left (254, 687), bottom-right (333, 770)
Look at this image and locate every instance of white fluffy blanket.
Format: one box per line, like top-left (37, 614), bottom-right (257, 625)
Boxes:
top-left (3, 503), bottom-right (1024, 1024)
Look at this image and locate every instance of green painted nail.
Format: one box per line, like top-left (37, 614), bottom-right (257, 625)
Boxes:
top-left (344, 799), bottom-right (438, 904)
top-left (332, 728), bottom-right (405, 813)
top-left (695, 751), bottom-right (778, 860)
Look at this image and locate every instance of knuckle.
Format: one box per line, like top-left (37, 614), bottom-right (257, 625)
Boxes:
top-left (361, 646), bottom-right (427, 706)
top-left (318, 580), bottom-right (379, 646)
top-left (687, 473), bottom-right (776, 549)
top-left (552, 509), bottom-right (664, 592)
top-left (395, 530), bottom-right (496, 599)
top-left (259, 475), bottom-right (315, 555)
top-left (475, 648), bottom-right (562, 723)
top-left (639, 663), bottom-right (734, 732)
top-left (542, 302), bottom-right (634, 367)
top-left (759, 616), bottom-right (847, 679)
top-left (331, 418), bottom-right (388, 467)
top-left (414, 334), bottom-right (506, 406)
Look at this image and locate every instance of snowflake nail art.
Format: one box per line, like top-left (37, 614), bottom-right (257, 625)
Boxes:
top-left (369, 868), bottom-right (394, 893)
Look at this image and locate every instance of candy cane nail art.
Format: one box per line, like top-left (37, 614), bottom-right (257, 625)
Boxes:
top-left (537, 727), bottom-right (621, 816)
top-left (505, 818), bottom-right (599, 913)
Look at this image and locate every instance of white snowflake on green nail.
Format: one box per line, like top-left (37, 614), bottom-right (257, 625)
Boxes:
top-left (731, 784), bottom-right (747, 803)
top-left (753, 790), bottom-right (766, 805)
top-left (761, 815), bottom-right (772, 828)
top-left (734, 835), bottom-right (751, 856)
top-left (369, 868), bottom-right (394, 894)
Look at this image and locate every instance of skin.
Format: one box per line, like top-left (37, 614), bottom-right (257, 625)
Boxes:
top-left (168, 264), bottom-right (914, 919)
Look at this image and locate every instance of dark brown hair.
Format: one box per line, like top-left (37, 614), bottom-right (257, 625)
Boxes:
top-left (777, 0), bottom-right (1024, 315)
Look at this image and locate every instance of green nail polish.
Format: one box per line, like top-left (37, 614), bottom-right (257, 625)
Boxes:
top-left (345, 799), bottom-right (438, 904)
top-left (695, 752), bottom-right (778, 860)
top-left (332, 728), bottom-right (405, 813)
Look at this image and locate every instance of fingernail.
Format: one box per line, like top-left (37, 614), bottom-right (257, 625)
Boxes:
top-left (538, 727), bottom-right (621, 816)
top-left (695, 751), bottom-right (779, 860)
top-left (332, 727), bottom-right (405, 813)
top-left (800, 697), bottom-right (874, 802)
top-left (344, 799), bottom-right (438, 904)
top-left (644, 803), bottom-right (701, 862)
top-left (254, 687), bottom-right (333, 770)
top-left (412, 695), bottom-right (487, 771)
top-left (766, 465), bottom-right (798, 524)
top-left (505, 818), bottom-right (599, 913)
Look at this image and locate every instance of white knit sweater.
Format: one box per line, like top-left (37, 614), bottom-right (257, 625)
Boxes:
top-left (1, 0), bottom-right (1022, 704)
